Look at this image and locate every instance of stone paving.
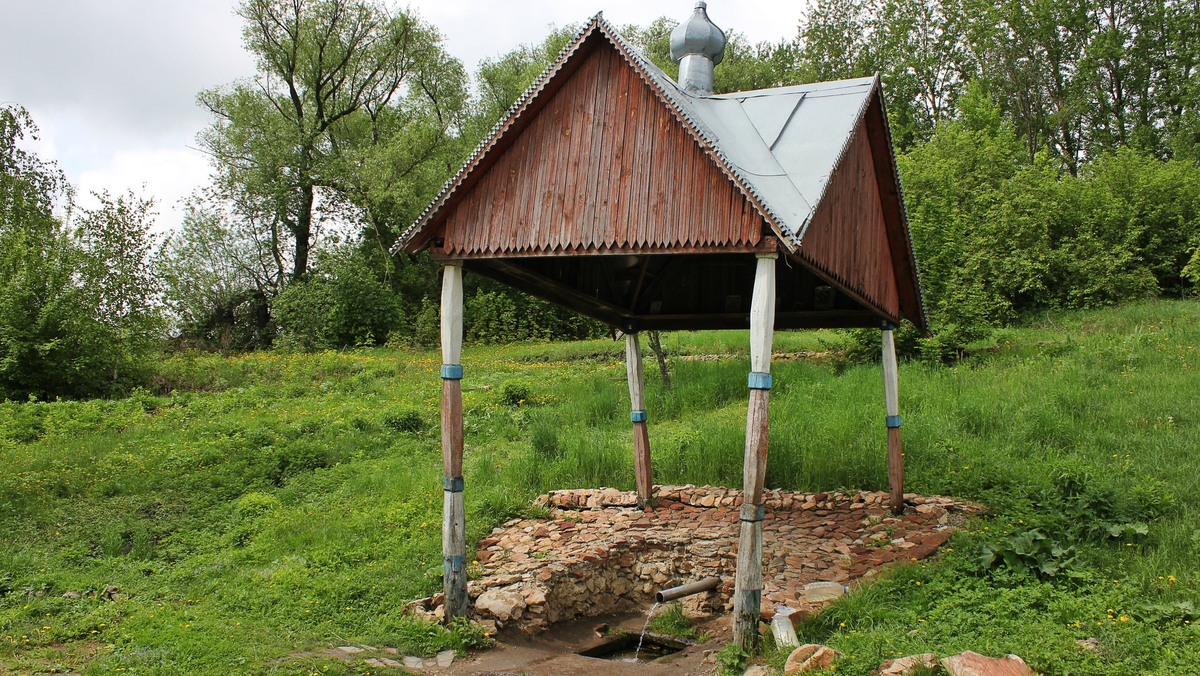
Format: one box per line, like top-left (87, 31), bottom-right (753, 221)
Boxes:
top-left (465, 485), bottom-right (982, 633)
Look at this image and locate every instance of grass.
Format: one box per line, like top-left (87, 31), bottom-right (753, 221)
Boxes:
top-left (1, 300), bottom-right (1199, 674)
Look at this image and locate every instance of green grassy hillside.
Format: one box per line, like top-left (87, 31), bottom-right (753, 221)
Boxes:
top-left (2, 301), bottom-right (1198, 675)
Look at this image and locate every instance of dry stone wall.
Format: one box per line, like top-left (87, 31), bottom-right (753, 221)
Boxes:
top-left (456, 485), bottom-right (979, 633)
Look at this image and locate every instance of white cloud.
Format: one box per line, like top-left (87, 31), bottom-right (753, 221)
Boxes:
top-left (74, 144), bottom-right (212, 235)
top-left (3, 0), bottom-right (803, 232)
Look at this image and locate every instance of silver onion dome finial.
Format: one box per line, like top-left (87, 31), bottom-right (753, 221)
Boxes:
top-left (669, 1), bottom-right (726, 95)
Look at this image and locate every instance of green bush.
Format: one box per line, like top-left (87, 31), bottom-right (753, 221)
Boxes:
top-left (1, 107), bottom-right (163, 399)
top-left (235, 491), bottom-right (281, 518)
top-left (413, 297), bottom-right (440, 348)
top-left (273, 246), bottom-right (403, 351)
top-left (464, 285), bottom-right (606, 345)
top-left (500, 382), bottom-right (531, 406)
top-left (382, 406), bottom-right (424, 433)
top-left (899, 85), bottom-right (1200, 338)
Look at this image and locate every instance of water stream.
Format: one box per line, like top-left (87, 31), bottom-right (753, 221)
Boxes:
top-left (629, 601), bottom-right (660, 662)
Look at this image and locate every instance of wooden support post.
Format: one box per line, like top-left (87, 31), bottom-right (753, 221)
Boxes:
top-left (733, 253), bottom-right (776, 650)
top-left (625, 332), bottom-right (653, 506)
top-left (881, 323), bottom-right (904, 515)
top-left (440, 261), bottom-right (467, 619)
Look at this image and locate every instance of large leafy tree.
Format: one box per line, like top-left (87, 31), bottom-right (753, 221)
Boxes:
top-left (198, 0), bottom-right (465, 281)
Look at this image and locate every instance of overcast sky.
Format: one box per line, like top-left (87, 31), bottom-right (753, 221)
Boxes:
top-left (0, 0), bottom-right (804, 231)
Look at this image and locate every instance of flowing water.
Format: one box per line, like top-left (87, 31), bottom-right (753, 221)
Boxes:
top-left (628, 602), bottom-right (660, 662)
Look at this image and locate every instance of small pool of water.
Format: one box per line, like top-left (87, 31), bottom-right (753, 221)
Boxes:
top-left (577, 633), bottom-right (686, 662)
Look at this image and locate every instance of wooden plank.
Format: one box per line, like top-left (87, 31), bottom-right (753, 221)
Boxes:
top-left (864, 91), bottom-right (927, 334)
top-left (564, 49), bottom-right (602, 250)
top-left (404, 31), bottom-right (603, 254)
top-left (592, 47), bottom-right (624, 248)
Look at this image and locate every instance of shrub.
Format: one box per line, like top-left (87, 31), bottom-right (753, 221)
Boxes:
top-left (500, 382), bottom-right (531, 406)
top-left (463, 283), bottom-right (606, 345)
top-left (273, 245), bottom-right (404, 351)
top-left (272, 278), bottom-right (336, 351)
top-left (235, 491), bottom-right (281, 518)
top-left (413, 297), bottom-right (440, 348)
top-left (382, 406), bottom-right (424, 433)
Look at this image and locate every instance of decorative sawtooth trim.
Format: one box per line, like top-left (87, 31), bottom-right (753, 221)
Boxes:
top-left (630, 410), bottom-right (648, 423)
top-left (390, 17), bottom-right (603, 255)
top-left (441, 364), bottom-right (464, 380)
top-left (796, 79), bottom-right (880, 242)
top-left (598, 18), bottom-right (803, 250)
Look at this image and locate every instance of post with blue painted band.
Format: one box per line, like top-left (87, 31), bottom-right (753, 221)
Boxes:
top-left (747, 372), bottom-right (772, 390)
top-left (625, 332), bottom-right (654, 506)
top-left (881, 321), bottom-right (904, 515)
top-left (735, 252), bottom-right (777, 651)
top-left (440, 261), bottom-right (468, 618)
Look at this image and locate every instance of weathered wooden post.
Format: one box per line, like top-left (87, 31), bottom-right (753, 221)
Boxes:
top-left (440, 261), bottom-right (467, 618)
top-left (733, 252), bottom-right (776, 649)
top-left (881, 321), bottom-right (904, 514)
top-left (625, 331), bottom-right (653, 506)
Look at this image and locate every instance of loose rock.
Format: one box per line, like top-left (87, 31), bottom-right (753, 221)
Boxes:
top-left (941, 651), bottom-right (1036, 676)
top-left (875, 654), bottom-right (938, 675)
top-left (784, 644), bottom-right (842, 674)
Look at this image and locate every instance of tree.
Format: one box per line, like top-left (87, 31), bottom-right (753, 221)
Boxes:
top-left (74, 190), bottom-right (165, 382)
top-left (157, 201), bottom-right (278, 351)
top-left (198, 0), bottom-right (461, 281)
top-left (1, 106), bottom-right (164, 398)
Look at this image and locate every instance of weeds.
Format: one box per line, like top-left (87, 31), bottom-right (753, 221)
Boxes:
top-left (1, 300), bottom-right (1199, 674)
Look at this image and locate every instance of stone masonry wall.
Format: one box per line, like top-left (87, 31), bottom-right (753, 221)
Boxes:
top-left (460, 485), bottom-right (979, 633)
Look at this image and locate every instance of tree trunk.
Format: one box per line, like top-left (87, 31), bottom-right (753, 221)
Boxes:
top-left (647, 330), bottom-right (671, 390)
top-left (292, 182), bottom-right (315, 280)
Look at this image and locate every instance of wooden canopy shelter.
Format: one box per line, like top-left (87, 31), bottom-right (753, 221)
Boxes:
top-left (392, 8), bottom-right (927, 649)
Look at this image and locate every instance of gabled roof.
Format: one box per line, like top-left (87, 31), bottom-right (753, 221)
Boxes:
top-left (646, 75), bottom-right (878, 246)
top-left (391, 13), bottom-right (927, 332)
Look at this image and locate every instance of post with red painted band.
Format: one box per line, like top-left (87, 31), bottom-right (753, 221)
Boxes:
top-left (734, 252), bottom-right (776, 650)
top-left (441, 261), bottom-right (467, 619)
top-left (881, 321), bottom-right (904, 515)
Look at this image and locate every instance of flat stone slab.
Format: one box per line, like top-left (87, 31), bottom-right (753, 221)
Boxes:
top-left (466, 485), bottom-right (980, 632)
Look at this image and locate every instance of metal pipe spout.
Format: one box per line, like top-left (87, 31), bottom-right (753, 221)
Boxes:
top-left (655, 577), bottom-right (721, 603)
